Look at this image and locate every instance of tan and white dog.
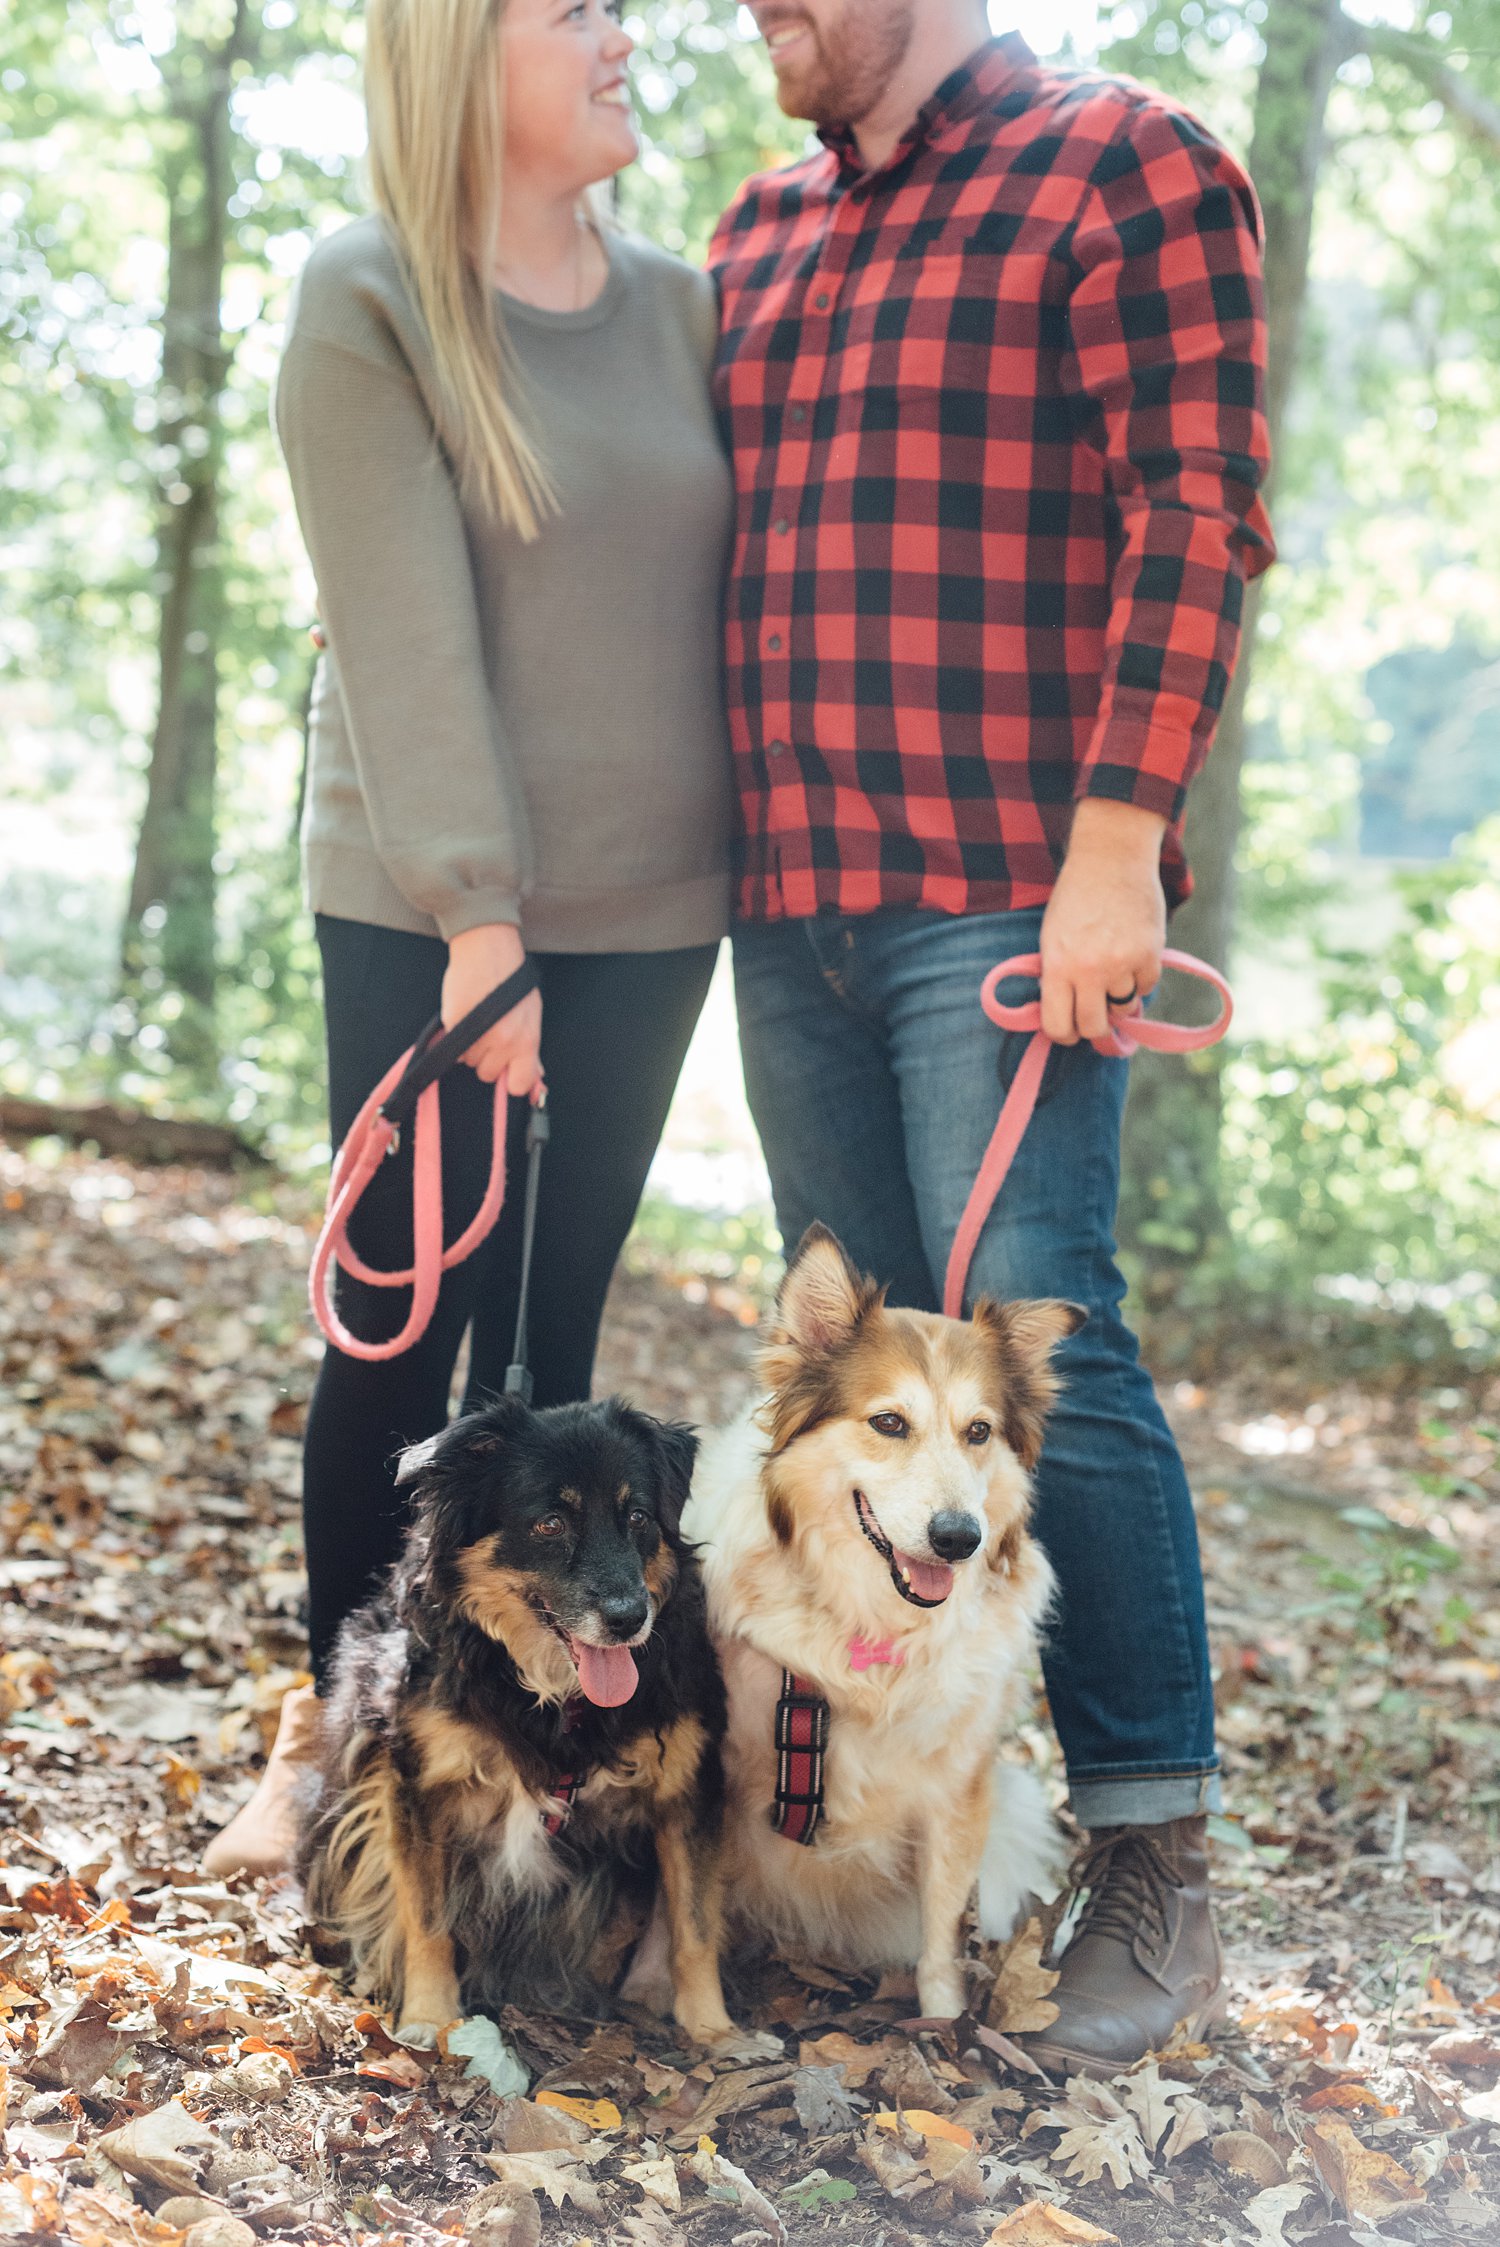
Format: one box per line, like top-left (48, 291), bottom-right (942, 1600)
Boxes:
top-left (677, 1224), bottom-right (1081, 2020)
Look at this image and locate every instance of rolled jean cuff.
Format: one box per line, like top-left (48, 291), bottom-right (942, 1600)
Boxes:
top-left (1067, 1767), bottom-right (1222, 1829)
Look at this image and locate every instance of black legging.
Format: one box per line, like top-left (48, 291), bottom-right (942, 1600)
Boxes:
top-left (302, 913), bottom-right (718, 1681)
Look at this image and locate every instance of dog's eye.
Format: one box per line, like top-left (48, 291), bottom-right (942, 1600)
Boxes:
top-left (966, 1420), bottom-right (992, 1446)
top-left (869, 1412), bottom-right (907, 1438)
top-left (532, 1514), bottom-right (568, 1538)
top-left (626, 1505), bottom-right (650, 1529)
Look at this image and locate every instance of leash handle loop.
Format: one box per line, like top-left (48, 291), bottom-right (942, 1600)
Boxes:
top-left (977, 947), bottom-right (1231, 1056)
top-left (942, 948), bottom-right (1233, 1321)
top-left (379, 958), bottom-right (540, 1131)
top-left (309, 966), bottom-right (543, 1364)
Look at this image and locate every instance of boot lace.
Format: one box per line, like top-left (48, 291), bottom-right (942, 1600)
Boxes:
top-left (1069, 1827), bottom-right (1183, 1951)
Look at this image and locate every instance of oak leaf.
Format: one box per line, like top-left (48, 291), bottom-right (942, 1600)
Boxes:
top-left (988, 1917), bottom-right (1061, 2035)
top-left (987, 2208), bottom-right (1120, 2244)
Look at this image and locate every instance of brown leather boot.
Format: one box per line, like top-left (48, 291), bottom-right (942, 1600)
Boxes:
top-left (1019, 1815), bottom-right (1225, 2078)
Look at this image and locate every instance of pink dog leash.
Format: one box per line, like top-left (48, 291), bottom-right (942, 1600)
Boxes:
top-left (310, 963), bottom-right (547, 1375)
top-left (942, 949), bottom-right (1234, 1321)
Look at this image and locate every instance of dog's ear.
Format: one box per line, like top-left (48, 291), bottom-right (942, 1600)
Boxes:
top-left (637, 1416), bottom-right (698, 1534)
top-left (971, 1297), bottom-right (1086, 1468)
top-left (394, 1430), bottom-right (444, 1486)
top-left (765, 1224), bottom-right (883, 1373)
top-left (395, 1396), bottom-right (533, 1549)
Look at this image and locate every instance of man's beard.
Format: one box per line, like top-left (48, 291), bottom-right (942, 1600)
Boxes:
top-left (766, 0), bottom-right (915, 131)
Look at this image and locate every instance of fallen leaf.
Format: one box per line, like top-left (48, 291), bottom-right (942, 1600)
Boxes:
top-left (28, 1992), bottom-right (136, 2092)
top-left (687, 2141), bottom-right (788, 2242)
top-left (1240, 2182), bottom-right (1313, 2246)
top-left (621, 2154), bottom-right (681, 2213)
top-left (782, 1958), bottom-right (852, 1991)
top-left (482, 2149), bottom-right (603, 2217)
top-left (1303, 2080), bottom-right (1398, 2115)
top-left (161, 1752), bottom-right (202, 1808)
top-left (97, 2100), bottom-right (221, 2194)
top-left (793, 2063), bottom-right (865, 2134)
top-left (535, 2089), bottom-right (621, 2132)
top-left (497, 2097), bottom-right (593, 2153)
top-left (969, 2020), bottom-right (1052, 2080)
top-left (357, 2049), bottom-right (428, 2089)
top-left (442, 2014), bottom-right (529, 2097)
top-left (873, 2107), bottom-right (975, 2148)
top-left (987, 2208), bottom-right (1120, 2244)
top-left (687, 2060), bottom-right (793, 2134)
top-left (1052, 2113), bottom-right (1150, 2191)
top-left (858, 2122), bottom-right (931, 2200)
top-left (1429, 2031), bottom-right (1500, 2071)
top-left (1460, 2083), bottom-right (1500, 2125)
top-left (989, 1917), bottom-right (1061, 2035)
top-left (798, 2030), bottom-right (892, 2086)
top-left (1115, 2063), bottom-right (1182, 2154)
top-left (1303, 2116), bottom-right (1425, 2220)
top-left (1160, 2096), bottom-right (1214, 2162)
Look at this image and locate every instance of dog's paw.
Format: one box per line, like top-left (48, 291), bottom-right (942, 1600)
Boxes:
top-left (698, 2025), bottom-right (784, 2063)
top-left (394, 2018), bottom-right (441, 2049)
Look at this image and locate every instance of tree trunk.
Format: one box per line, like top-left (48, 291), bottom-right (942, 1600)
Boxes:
top-left (122, 4), bottom-right (248, 1067)
top-left (1119, 0), bottom-right (1348, 1284)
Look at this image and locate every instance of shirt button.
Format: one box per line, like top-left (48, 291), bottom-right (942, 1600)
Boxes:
top-left (767, 633), bottom-right (782, 652)
top-left (773, 518), bottom-right (790, 537)
top-left (768, 739), bottom-right (789, 759)
top-left (814, 291), bottom-right (830, 309)
top-left (789, 404), bottom-right (807, 424)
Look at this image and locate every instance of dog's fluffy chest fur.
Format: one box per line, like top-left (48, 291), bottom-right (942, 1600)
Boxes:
top-left (684, 1404), bottom-right (1054, 1972)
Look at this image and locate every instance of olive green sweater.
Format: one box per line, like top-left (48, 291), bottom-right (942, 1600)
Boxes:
top-left (274, 215), bottom-right (734, 950)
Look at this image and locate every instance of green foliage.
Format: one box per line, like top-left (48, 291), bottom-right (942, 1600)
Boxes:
top-left (619, 0), bottom-right (806, 259)
top-left (1299, 1507), bottom-right (1466, 1650)
top-left (1220, 821), bottom-right (1500, 1349)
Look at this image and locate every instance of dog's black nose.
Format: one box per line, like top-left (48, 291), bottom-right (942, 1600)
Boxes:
top-left (927, 1510), bottom-right (983, 1562)
top-left (597, 1591), bottom-right (650, 1641)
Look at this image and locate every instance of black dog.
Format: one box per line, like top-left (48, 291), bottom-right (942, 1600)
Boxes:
top-left (298, 1395), bottom-right (757, 2050)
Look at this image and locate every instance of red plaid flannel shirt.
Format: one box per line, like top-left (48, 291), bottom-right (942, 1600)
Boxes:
top-left (709, 34), bottom-right (1275, 922)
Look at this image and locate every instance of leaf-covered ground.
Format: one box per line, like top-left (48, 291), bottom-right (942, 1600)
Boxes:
top-left (3, 1138), bottom-right (1499, 2247)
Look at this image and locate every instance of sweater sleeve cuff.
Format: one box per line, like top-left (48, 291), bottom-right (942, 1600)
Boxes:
top-left (433, 889), bottom-right (525, 943)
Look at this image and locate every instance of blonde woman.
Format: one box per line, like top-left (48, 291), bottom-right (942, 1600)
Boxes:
top-left (205, 0), bottom-right (731, 1873)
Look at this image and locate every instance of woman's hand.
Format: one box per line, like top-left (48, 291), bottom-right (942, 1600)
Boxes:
top-left (442, 923), bottom-right (543, 1097)
top-left (1039, 799), bottom-right (1167, 1045)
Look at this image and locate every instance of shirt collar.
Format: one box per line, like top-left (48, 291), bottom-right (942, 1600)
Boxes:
top-left (818, 31), bottom-right (1040, 185)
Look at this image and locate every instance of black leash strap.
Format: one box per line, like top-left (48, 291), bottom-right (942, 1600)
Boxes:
top-left (504, 1096), bottom-right (549, 1402)
top-left (378, 960), bottom-right (541, 1132)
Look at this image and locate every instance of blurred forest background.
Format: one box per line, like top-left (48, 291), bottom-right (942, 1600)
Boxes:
top-left (2, 0), bottom-right (1499, 1369)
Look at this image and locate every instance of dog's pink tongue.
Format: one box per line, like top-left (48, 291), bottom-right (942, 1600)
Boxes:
top-left (897, 1553), bottom-right (955, 1603)
top-left (569, 1639), bottom-right (639, 1707)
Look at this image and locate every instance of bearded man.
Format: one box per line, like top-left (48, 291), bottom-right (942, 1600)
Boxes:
top-left (709, 0), bottom-right (1274, 2073)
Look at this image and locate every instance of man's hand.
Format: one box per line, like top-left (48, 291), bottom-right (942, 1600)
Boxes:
top-left (1039, 799), bottom-right (1168, 1045)
top-left (442, 923), bottom-right (543, 1098)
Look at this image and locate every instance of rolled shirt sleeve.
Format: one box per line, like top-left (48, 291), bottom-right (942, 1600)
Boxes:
top-left (1064, 103), bottom-right (1276, 824)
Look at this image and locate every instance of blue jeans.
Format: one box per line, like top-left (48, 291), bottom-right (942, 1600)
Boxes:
top-left (733, 906), bottom-right (1221, 1829)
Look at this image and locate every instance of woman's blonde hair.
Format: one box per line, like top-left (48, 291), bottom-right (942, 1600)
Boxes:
top-left (364, 0), bottom-right (553, 540)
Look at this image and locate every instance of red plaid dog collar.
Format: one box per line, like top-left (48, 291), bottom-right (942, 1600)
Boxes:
top-left (543, 1769), bottom-right (578, 1837)
top-left (771, 1670), bottom-right (831, 1846)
